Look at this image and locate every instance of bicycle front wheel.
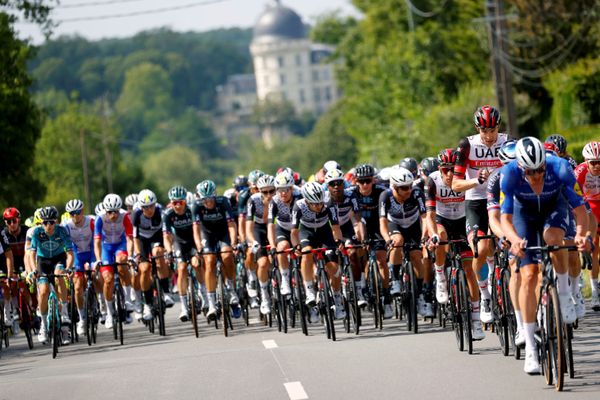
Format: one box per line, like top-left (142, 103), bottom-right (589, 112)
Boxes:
top-left (457, 269), bottom-right (472, 354)
top-left (188, 275), bottom-right (199, 338)
top-left (547, 286), bottom-right (565, 391)
top-left (116, 288), bottom-right (125, 345)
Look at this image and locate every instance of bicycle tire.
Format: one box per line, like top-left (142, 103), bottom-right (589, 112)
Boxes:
top-left (272, 269), bottom-right (283, 333)
top-left (369, 258), bottom-right (383, 330)
top-left (320, 268), bottom-right (336, 341)
top-left (457, 268), bottom-right (472, 354)
top-left (0, 303), bottom-right (4, 353)
top-left (155, 276), bottom-right (166, 337)
top-left (491, 266), bottom-right (509, 356)
top-left (84, 289), bottom-right (94, 346)
top-left (407, 259), bottom-right (418, 334)
top-left (69, 280), bottom-right (77, 344)
top-left (188, 275), bottom-right (199, 338)
top-left (218, 269), bottom-right (229, 337)
top-left (547, 286), bottom-right (564, 391)
top-left (288, 267), bottom-right (297, 329)
top-left (50, 299), bottom-right (59, 359)
top-left (449, 269), bottom-right (463, 351)
top-left (343, 264), bottom-right (360, 335)
top-left (293, 267), bottom-right (308, 336)
top-left (116, 288), bottom-right (124, 345)
top-left (564, 323), bottom-right (575, 379)
top-left (18, 293), bottom-right (34, 350)
top-left (91, 292), bottom-right (98, 344)
top-left (501, 268), bottom-right (516, 357)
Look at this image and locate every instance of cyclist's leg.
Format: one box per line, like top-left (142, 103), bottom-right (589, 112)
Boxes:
top-left (36, 257), bottom-right (53, 341)
top-left (299, 228), bottom-right (316, 306)
top-left (203, 247), bottom-right (218, 317)
top-left (466, 200), bottom-right (491, 304)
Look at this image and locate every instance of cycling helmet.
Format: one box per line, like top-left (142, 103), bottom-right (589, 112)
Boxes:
top-left (248, 169), bottom-right (265, 185)
top-left (355, 163), bottom-right (375, 179)
top-left (224, 188), bottom-right (236, 199)
top-left (94, 203), bottom-right (104, 216)
top-left (399, 158), bottom-right (418, 176)
top-left (274, 171), bottom-right (295, 189)
top-left (138, 189), bottom-right (157, 206)
top-left (196, 180), bottom-right (217, 199)
top-left (39, 206), bottom-right (59, 221)
top-left (125, 193), bottom-right (138, 208)
top-left (233, 175), bottom-right (248, 190)
top-left (473, 105), bottom-right (501, 129)
top-left (293, 171), bottom-right (303, 186)
top-left (103, 194), bottom-right (123, 212)
top-left (545, 134), bottom-right (567, 154)
top-left (277, 167), bottom-right (294, 176)
top-left (582, 141), bottom-right (600, 160)
top-left (438, 148), bottom-right (458, 167)
top-left (302, 182), bottom-right (325, 204)
top-left (65, 199), bottom-right (84, 213)
top-left (325, 168), bottom-right (345, 184)
top-left (377, 167), bottom-right (392, 184)
top-left (3, 207), bottom-right (21, 220)
top-left (543, 142), bottom-right (558, 155)
top-left (168, 185), bottom-right (188, 201)
top-left (256, 175), bottom-right (275, 190)
top-left (323, 160), bottom-right (341, 174)
top-left (389, 167), bottom-right (414, 187)
top-left (498, 140), bottom-right (517, 165)
top-left (420, 157), bottom-right (440, 177)
top-left (186, 191), bottom-right (196, 204)
top-left (516, 137), bottom-right (545, 170)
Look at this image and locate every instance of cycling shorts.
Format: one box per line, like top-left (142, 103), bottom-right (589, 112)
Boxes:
top-left (275, 224), bottom-right (292, 245)
top-left (388, 220), bottom-right (422, 252)
top-left (465, 199), bottom-right (489, 238)
top-left (564, 209), bottom-right (576, 241)
top-left (74, 251), bottom-right (95, 272)
top-left (173, 241), bottom-right (198, 264)
top-left (253, 223), bottom-right (269, 259)
top-left (101, 240), bottom-right (128, 264)
top-left (37, 253), bottom-right (67, 276)
top-left (340, 221), bottom-right (359, 245)
top-left (201, 231), bottom-right (231, 254)
top-left (299, 225), bottom-right (337, 263)
top-left (436, 216), bottom-right (472, 258)
top-left (139, 231), bottom-right (164, 259)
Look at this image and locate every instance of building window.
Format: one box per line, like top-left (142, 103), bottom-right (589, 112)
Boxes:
top-left (312, 70), bottom-right (319, 82)
top-left (264, 75), bottom-right (269, 86)
top-left (323, 69), bottom-right (330, 80)
top-left (324, 86), bottom-right (332, 101)
top-left (295, 54), bottom-right (302, 66)
top-left (297, 72), bottom-right (303, 84)
top-left (278, 56), bottom-right (284, 67)
top-left (314, 87), bottom-right (321, 102)
top-left (299, 89), bottom-right (305, 103)
top-left (280, 74), bottom-right (286, 85)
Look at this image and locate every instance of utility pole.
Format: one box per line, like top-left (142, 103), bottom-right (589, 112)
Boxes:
top-left (485, 0), bottom-right (518, 137)
top-left (79, 128), bottom-right (91, 208)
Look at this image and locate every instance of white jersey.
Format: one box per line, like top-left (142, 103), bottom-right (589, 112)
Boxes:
top-left (425, 171), bottom-right (465, 220)
top-left (64, 215), bottom-right (95, 254)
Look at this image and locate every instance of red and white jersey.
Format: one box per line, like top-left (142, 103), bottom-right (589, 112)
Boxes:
top-left (454, 133), bottom-right (509, 200)
top-left (575, 162), bottom-right (600, 218)
top-left (64, 215), bottom-right (95, 253)
top-left (425, 171), bottom-right (465, 220)
top-left (94, 209), bottom-right (133, 245)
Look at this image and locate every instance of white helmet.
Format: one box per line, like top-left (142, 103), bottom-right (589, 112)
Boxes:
top-left (301, 182), bottom-right (325, 204)
top-left (389, 167), bottom-right (414, 187)
top-left (186, 191), bottom-right (196, 204)
top-left (377, 167), bottom-right (393, 183)
top-left (323, 160), bottom-right (341, 174)
top-left (516, 137), bottom-right (545, 170)
top-left (124, 193), bottom-right (138, 207)
top-left (223, 188), bottom-right (236, 199)
top-left (324, 168), bottom-right (344, 184)
top-left (103, 193), bottom-right (122, 212)
top-left (65, 199), bottom-right (84, 213)
top-left (582, 141), bottom-right (600, 160)
top-left (138, 189), bottom-right (157, 207)
top-left (257, 175), bottom-right (275, 190)
top-left (274, 171), bottom-right (294, 189)
top-left (94, 202), bottom-right (104, 216)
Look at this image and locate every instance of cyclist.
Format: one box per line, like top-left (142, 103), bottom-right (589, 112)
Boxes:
top-left (324, 168), bottom-right (366, 306)
top-left (163, 185), bottom-right (202, 322)
top-left (29, 206), bottom-right (74, 343)
top-left (267, 171), bottom-right (301, 297)
top-left (291, 182), bottom-right (346, 321)
top-left (192, 180), bottom-right (239, 320)
top-left (2, 207), bottom-right (28, 323)
top-left (500, 137), bottom-right (589, 374)
top-left (453, 105), bottom-right (509, 324)
top-left (380, 167), bottom-right (434, 317)
top-left (545, 134), bottom-right (578, 170)
top-left (125, 194), bottom-right (139, 214)
top-left (247, 175), bottom-right (277, 314)
top-left (63, 199), bottom-right (97, 336)
top-left (349, 163), bottom-right (392, 318)
top-left (0, 221), bottom-right (14, 324)
top-left (132, 189), bottom-right (173, 322)
top-left (238, 169), bottom-right (264, 308)
top-left (575, 141), bottom-right (600, 310)
top-left (94, 194), bottom-right (134, 329)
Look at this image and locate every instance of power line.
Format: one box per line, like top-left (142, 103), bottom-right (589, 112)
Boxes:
top-left (57, 0), bottom-right (231, 23)
top-left (59, 0), bottom-right (147, 9)
top-left (404, 0), bottom-right (449, 18)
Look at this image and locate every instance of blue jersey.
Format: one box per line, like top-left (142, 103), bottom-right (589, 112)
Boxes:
top-left (500, 156), bottom-right (584, 216)
top-left (30, 225), bottom-right (73, 258)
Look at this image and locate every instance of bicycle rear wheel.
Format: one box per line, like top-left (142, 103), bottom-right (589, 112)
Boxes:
top-left (501, 268), bottom-right (517, 357)
top-left (116, 288), bottom-right (125, 345)
top-left (50, 300), bottom-right (59, 359)
top-left (293, 267), bottom-right (308, 336)
top-left (564, 323), bottom-right (575, 379)
top-left (218, 269), bottom-right (229, 337)
top-left (320, 269), bottom-right (336, 341)
top-left (188, 275), bottom-right (199, 338)
top-left (344, 266), bottom-right (360, 335)
top-left (69, 280), bottom-right (77, 343)
top-left (457, 269), bottom-right (472, 354)
top-left (407, 260), bottom-right (418, 334)
top-left (84, 288), bottom-right (94, 346)
top-left (155, 277), bottom-right (166, 336)
top-left (449, 271), bottom-right (464, 351)
top-left (369, 259), bottom-right (383, 330)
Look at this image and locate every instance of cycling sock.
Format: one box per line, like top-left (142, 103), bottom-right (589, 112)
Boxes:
top-left (471, 301), bottom-right (480, 321)
top-left (208, 292), bottom-right (216, 307)
top-left (78, 308), bottom-right (86, 321)
top-left (591, 279), bottom-right (599, 295)
top-left (124, 286), bottom-right (132, 302)
top-left (515, 310), bottom-right (523, 331)
top-left (524, 322), bottom-right (536, 354)
top-left (41, 313), bottom-right (48, 330)
top-left (143, 289), bottom-right (153, 304)
top-left (556, 272), bottom-right (569, 295)
top-left (478, 279), bottom-right (491, 300)
top-left (180, 295), bottom-right (188, 310)
top-left (434, 263), bottom-right (445, 276)
top-left (159, 278), bottom-right (170, 294)
top-left (248, 269), bottom-right (257, 282)
top-left (305, 281), bottom-right (314, 293)
top-left (259, 280), bottom-right (269, 290)
top-left (60, 301), bottom-right (69, 315)
top-left (570, 275), bottom-right (580, 295)
top-left (106, 299), bottom-right (115, 315)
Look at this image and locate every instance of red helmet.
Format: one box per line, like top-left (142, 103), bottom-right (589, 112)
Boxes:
top-left (438, 148), bottom-right (458, 166)
top-left (3, 207), bottom-right (21, 220)
top-left (473, 105), bottom-right (501, 129)
top-left (543, 142), bottom-right (558, 154)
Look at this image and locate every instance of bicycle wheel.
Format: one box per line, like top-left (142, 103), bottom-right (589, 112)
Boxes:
top-left (564, 323), bottom-right (575, 379)
top-left (84, 288), bottom-right (94, 346)
top-left (501, 268), bottom-right (517, 357)
top-left (457, 269), bottom-right (472, 354)
top-left (407, 260), bottom-right (418, 334)
top-left (18, 293), bottom-right (34, 350)
top-left (155, 277), bottom-right (166, 337)
top-left (448, 270), bottom-right (464, 351)
top-left (547, 286), bottom-right (564, 391)
top-left (116, 288), bottom-right (124, 345)
top-left (491, 267), bottom-right (508, 356)
top-left (368, 259), bottom-right (383, 330)
top-left (188, 275), bottom-right (199, 338)
top-left (293, 267), bottom-right (308, 336)
top-left (320, 269), bottom-right (336, 341)
top-left (218, 270), bottom-right (229, 337)
top-left (288, 269), bottom-right (297, 329)
top-left (50, 299), bottom-right (59, 359)
top-left (69, 280), bottom-right (77, 343)
top-left (345, 266), bottom-right (361, 335)
top-left (272, 269), bottom-right (283, 333)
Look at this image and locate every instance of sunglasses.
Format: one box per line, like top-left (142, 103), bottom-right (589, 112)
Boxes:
top-left (589, 160), bottom-right (600, 167)
top-left (394, 185), bottom-right (411, 192)
top-left (106, 210), bottom-right (119, 215)
top-left (524, 166), bottom-right (546, 176)
top-left (357, 179), bottom-right (372, 185)
top-left (328, 180), bottom-right (344, 187)
top-left (4, 218), bottom-right (18, 225)
top-left (69, 210), bottom-right (82, 216)
top-left (261, 189), bottom-right (276, 195)
top-left (480, 127), bottom-right (497, 133)
top-left (42, 220), bottom-right (56, 226)
top-left (172, 200), bottom-right (185, 206)
top-left (142, 205), bottom-right (155, 210)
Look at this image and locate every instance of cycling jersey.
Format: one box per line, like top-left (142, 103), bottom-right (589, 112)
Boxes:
top-left (575, 162), bottom-right (600, 220)
top-left (0, 230), bottom-right (12, 274)
top-left (425, 171), bottom-right (465, 220)
top-left (348, 184), bottom-right (387, 235)
top-left (454, 133), bottom-right (509, 200)
top-left (131, 204), bottom-right (164, 240)
top-left (486, 170), bottom-right (502, 211)
top-left (269, 192), bottom-right (301, 231)
top-left (564, 155), bottom-right (578, 170)
top-left (94, 210), bottom-right (133, 245)
top-left (379, 188), bottom-right (426, 229)
top-left (292, 199), bottom-right (339, 230)
top-left (64, 215), bottom-right (95, 254)
top-left (237, 189), bottom-right (252, 218)
top-left (325, 189), bottom-right (359, 226)
top-left (1, 225), bottom-right (27, 271)
top-left (247, 193), bottom-right (269, 224)
top-left (25, 225), bottom-right (37, 250)
top-left (30, 225), bottom-right (73, 259)
top-left (162, 206), bottom-right (195, 246)
top-left (191, 196), bottom-right (234, 238)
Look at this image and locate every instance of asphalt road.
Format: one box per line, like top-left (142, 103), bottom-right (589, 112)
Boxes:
top-left (1, 300), bottom-right (599, 400)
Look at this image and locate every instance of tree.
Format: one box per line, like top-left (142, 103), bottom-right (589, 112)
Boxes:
top-left (310, 10), bottom-right (358, 46)
top-left (144, 145), bottom-right (205, 198)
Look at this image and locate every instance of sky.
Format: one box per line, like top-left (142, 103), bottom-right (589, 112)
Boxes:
top-left (13, 0), bottom-right (361, 44)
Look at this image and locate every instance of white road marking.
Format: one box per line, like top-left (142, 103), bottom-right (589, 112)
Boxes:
top-left (262, 339), bottom-right (278, 349)
top-left (284, 381), bottom-right (308, 400)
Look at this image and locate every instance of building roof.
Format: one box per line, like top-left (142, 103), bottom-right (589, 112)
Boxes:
top-left (253, 1), bottom-right (305, 42)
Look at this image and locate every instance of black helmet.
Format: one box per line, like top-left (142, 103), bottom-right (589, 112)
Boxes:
top-left (399, 157), bottom-right (418, 177)
top-left (545, 134), bottom-right (567, 154)
top-left (233, 175), bottom-right (248, 190)
top-left (355, 164), bottom-right (375, 179)
top-left (473, 105), bottom-right (501, 129)
top-left (39, 206), bottom-right (59, 221)
top-left (420, 157), bottom-right (440, 177)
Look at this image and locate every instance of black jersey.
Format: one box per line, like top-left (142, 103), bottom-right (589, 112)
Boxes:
top-left (247, 193), bottom-right (270, 225)
top-left (237, 189), bottom-right (252, 218)
top-left (269, 192), bottom-right (301, 231)
top-left (162, 206), bottom-right (194, 246)
top-left (325, 188), bottom-right (359, 226)
top-left (379, 188), bottom-right (426, 228)
top-left (2, 225), bottom-right (27, 270)
top-left (348, 184), bottom-right (387, 234)
top-left (0, 229), bottom-right (13, 272)
top-left (192, 196), bottom-right (234, 237)
top-left (292, 199), bottom-right (339, 230)
top-left (131, 204), bottom-right (164, 239)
